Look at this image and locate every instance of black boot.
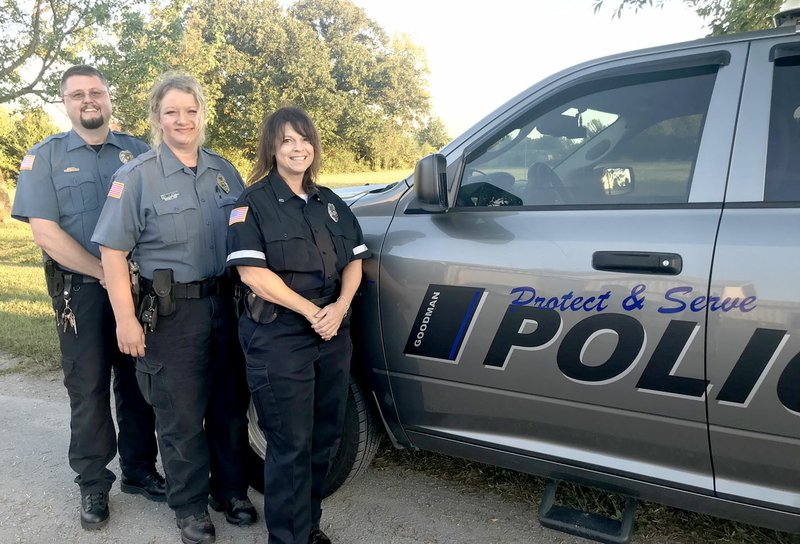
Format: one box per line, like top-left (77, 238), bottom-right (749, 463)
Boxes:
top-left (309, 528), bottom-right (332, 544)
top-left (80, 491), bottom-right (109, 530)
top-left (176, 511), bottom-right (216, 544)
top-left (121, 471), bottom-right (167, 502)
top-left (208, 495), bottom-right (257, 526)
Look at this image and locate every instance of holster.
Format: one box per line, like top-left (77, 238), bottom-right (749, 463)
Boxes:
top-left (244, 290), bottom-right (278, 324)
top-left (44, 259), bottom-right (64, 298)
top-left (128, 260), bottom-right (141, 309)
top-left (152, 269), bottom-right (176, 317)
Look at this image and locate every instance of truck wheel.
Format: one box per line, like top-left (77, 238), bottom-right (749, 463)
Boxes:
top-left (246, 375), bottom-right (380, 498)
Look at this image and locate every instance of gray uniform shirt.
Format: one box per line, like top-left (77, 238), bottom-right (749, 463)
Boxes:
top-left (11, 130), bottom-right (149, 261)
top-left (91, 144), bottom-right (244, 283)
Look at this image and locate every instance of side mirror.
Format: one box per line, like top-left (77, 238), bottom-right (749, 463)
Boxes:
top-left (414, 153), bottom-right (449, 211)
top-left (600, 166), bottom-right (634, 196)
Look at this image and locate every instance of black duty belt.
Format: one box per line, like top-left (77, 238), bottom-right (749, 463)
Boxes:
top-left (308, 294), bottom-right (337, 307)
top-left (141, 277), bottom-right (223, 299)
top-left (54, 268), bottom-right (99, 284)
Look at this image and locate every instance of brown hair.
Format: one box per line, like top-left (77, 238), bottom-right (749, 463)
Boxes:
top-left (60, 65), bottom-right (109, 94)
top-left (248, 106), bottom-right (321, 192)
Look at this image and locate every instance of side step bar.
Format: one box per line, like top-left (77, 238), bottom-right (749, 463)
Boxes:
top-left (538, 480), bottom-right (637, 544)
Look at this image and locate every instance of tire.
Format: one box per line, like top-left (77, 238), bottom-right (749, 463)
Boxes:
top-left (246, 375), bottom-right (380, 498)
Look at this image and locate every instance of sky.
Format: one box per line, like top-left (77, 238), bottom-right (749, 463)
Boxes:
top-left (349, 0), bottom-right (708, 136)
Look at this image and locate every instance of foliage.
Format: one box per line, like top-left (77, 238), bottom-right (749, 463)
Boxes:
top-left (593, 0), bottom-right (784, 36)
top-left (0, 105), bottom-right (58, 184)
top-left (5, 0), bottom-right (445, 177)
top-left (0, 0), bottom-right (125, 104)
top-left (90, 0), bottom-right (441, 173)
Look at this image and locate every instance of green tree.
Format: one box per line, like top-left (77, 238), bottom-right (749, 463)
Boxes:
top-left (417, 116), bottom-right (450, 153)
top-left (593, 0), bottom-right (784, 36)
top-left (93, 0), bottom-right (437, 172)
top-left (92, 0), bottom-right (188, 139)
top-left (0, 105), bottom-right (58, 183)
top-left (0, 0), bottom-right (124, 104)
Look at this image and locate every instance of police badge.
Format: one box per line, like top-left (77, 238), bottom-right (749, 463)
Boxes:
top-left (119, 150), bottom-right (134, 163)
top-left (217, 173), bottom-right (230, 193)
top-left (327, 202), bottom-right (339, 222)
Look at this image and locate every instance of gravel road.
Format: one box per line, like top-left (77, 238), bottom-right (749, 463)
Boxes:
top-left (0, 370), bottom-right (594, 544)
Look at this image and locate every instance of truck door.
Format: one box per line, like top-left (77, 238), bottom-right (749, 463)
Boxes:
top-left (379, 44), bottom-right (746, 493)
top-left (709, 37), bottom-right (800, 514)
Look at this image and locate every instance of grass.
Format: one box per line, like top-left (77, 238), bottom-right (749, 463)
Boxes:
top-left (319, 168), bottom-right (411, 188)
top-left (375, 444), bottom-right (796, 544)
top-left (0, 207), bottom-right (60, 371)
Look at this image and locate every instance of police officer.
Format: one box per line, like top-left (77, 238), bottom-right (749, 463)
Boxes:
top-left (226, 107), bottom-right (370, 544)
top-left (11, 65), bottom-right (164, 530)
top-left (92, 73), bottom-right (256, 544)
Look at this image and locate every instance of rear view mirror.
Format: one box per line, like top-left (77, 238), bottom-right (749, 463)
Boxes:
top-left (536, 113), bottom-right (587, 139)
top-left (600, 167), bottom-right (634, 196)
top-left (414, 154), bottom-right (449, 211)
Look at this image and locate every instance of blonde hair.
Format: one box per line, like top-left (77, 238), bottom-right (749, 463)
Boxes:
top-left (148, 72), bottom-right (207, 150)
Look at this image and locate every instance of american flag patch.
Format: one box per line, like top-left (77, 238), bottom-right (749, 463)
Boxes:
top-left (229, 206), bottom-right (249, 225)
top-left (20, 155), bottom-right (35, 170)
top-left (108, 180), bottom-right (125, 199)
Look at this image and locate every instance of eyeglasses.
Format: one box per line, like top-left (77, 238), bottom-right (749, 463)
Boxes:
top-left (63, 89), bottom-right (107, 102)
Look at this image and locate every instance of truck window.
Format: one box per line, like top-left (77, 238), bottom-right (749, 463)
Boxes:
top-left (764, 56), bottom-right (800, 202)
top-left (457, 68), bottom-right (717, 208)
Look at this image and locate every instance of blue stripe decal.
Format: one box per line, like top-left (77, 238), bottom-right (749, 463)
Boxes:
top-left (448, 289), bottom-right (483, 360)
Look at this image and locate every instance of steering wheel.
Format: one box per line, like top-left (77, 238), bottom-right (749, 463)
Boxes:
top-left (528, 162), bottom-right (570, 203)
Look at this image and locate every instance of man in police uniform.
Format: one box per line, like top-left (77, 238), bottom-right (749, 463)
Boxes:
top-left (11, 65), bottom-right (164, 530)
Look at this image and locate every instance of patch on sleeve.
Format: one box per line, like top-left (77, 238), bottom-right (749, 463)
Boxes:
top-left (353, 243), bottom-right (368, 255)
top-left (108, 180), bottom-right (125, 199)
top-left (20, 155), bottom-right (35, 171)
top-left (228, 206), bottom-right (249, 225)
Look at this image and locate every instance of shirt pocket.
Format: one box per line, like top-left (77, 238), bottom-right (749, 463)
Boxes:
top-left (325, 220), bottom-right (356, 268)
top-left (264, 229), bottom-right (313, 272)
top-left (52, 173), bottom-right (99, 216)
top-left (153, 197), bottom-right (197, 245)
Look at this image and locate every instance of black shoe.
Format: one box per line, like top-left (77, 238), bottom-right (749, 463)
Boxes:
top-left (208, 495), bottom-right (257, 526)
top-left (309, 528), bottom-right (332, 544)
top-left (121, 471), bottom-right (167, 502)
top-left (176, 511), bottom-right (216, 544)
top-left (80, 491), bottom-right (109, 530)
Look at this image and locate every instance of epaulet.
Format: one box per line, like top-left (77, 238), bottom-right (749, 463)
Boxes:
top-left (115, 148), bottom-right (157, 178)
top-left (110, 131), bottom-right (149, 150)
top-left (241, 177), bottom-right (267, 198)
top-left (203, 147), bottom-right (237, 169)
top-left (28, 132), bottom-right (69, 152)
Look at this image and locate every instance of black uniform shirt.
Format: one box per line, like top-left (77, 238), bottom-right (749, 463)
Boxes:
top-left (226, 169), bottom-right (370, 297)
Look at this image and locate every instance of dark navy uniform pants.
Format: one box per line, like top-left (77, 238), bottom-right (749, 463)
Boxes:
top-left (53, 282), bottom-right (158, 494)
top-left (135, 295), bottom-right (250, 518)
top-left (240, 312), bottom-right (351, 544)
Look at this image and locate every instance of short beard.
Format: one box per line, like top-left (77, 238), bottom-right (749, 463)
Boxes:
top-left (80, 115), bottom-right (105, 130)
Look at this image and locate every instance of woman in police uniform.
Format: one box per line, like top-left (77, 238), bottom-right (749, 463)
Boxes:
top-left (92, 73), bottom-right (256, 544)
top-left (226, 107), bottom-right (370, 544)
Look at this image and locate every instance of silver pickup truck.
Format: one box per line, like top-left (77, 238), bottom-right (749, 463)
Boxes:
top-left (250, 5), bottom-right (800, 541)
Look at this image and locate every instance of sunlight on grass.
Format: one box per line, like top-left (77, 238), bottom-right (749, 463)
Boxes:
top-left (0, 218), bottom-right (59, 368)
top-left (319, 169), bottom-right (411, 188)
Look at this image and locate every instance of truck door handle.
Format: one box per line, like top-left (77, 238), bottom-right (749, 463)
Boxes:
top-left (592, 251), bottom-right (682, 275)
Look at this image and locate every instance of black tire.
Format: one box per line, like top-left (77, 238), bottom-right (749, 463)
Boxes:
top-left (246, 375), bottom-right (380, 498)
